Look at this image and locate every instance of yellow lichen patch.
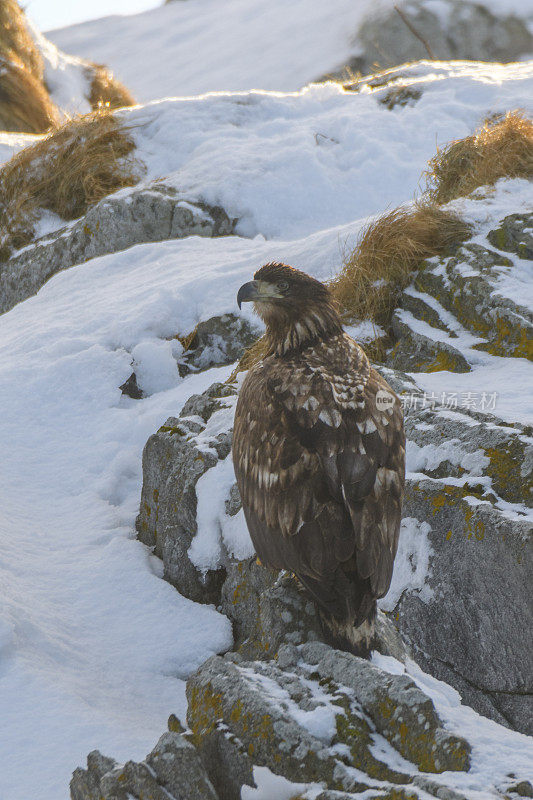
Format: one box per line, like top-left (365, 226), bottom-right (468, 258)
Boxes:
top-left (464, 509), bottom-right (485, 541)
top-left (187, 684), bottom-right (224, 745)
top-left (473, 319), bottom-right (533, 360)
top-left (335, 702), bottom-right (409, 784)
top-left (484, 444), bottom-right (532, 505)
top-left (415, 349), bottom-right (470, 373)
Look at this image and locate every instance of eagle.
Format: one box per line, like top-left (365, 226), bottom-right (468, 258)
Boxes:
top-left (232, 263), bottom-right (405, 656)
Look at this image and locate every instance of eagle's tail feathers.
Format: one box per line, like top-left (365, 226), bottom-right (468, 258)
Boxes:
top-left (317, 605), bottom-right (376, 659)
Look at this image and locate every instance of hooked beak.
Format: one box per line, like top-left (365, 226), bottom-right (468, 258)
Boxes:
top-left (237, 280), bottom-right (283, 309)
top-left (237, 280), bottom-right (260, 309)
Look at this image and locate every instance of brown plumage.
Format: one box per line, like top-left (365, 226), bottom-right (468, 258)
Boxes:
top-left (232, 263), bottom-right (405, 656)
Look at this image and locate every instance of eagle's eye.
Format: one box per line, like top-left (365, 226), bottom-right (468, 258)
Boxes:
top-left (278, 280), bottom-right (290, 293)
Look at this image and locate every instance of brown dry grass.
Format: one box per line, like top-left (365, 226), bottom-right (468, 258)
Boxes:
top-left (0, 0), bottom-right (61, 132)
top-left (330, 203), bottom-right (470, 326)
top-left (0, 0), bottom-right (44, 79)
top-left (88, 63), bottom-right (136, 110)
top-left (0, 57), bottom-right (59, 133)
top-left (426, 111), bottom-right (533, 204)
top-left (0, 110), bottom-right (141, 259)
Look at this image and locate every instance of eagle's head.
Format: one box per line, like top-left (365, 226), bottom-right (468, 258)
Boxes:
top-left (237, 262), bottom-right (342, 353)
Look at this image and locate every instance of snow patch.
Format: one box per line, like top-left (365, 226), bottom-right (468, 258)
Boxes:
top-left (380, 517), bottom-right (434, 611)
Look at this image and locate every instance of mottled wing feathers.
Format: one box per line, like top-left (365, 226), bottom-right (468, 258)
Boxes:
top-left (232, 332), bottom-right (405, 622)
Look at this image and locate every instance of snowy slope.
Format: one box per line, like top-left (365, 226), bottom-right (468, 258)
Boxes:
top-left (47, 0), bottom-right (533, 103)
top-left (119, 63), bottom-right (533, 239)
top-left (0, 31), bottom-right (532, 800)
top-left (48, 0), bottom-right (378, 102)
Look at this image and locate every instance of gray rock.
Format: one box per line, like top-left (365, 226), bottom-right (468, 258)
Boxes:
top-left (70, 732), bottom-right (218, 800)
top-left (398, 475), bottom-right (533, 734)
top-left (186, 644), bottom-right (471, 799)
top-left (299, 641), bottom-right (470, 772)
top-left (506, 780), bottom-right (533, 798)
top-left (221, 557), bottom-right (409, 662)
top-left (135, 381), bottom-right (237, 603)
top-left (181, 314), bottom-right (260, 373)
top-left (405, 405), bottom-right (533, 508)
top-left (146, 731), bottom-right (219, 799)
top-left (487, 213), bottom-right (533, 260)
top-left (353, 0), bottom-right (532, 76)
top-left (0, 185), bottom-right (235, 315)
top-left (70, 751), bottom-right (117, 800)
top-left (390, 309), bottom-right (471, 373)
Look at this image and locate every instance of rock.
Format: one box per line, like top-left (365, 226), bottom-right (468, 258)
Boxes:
top-left (135, 381), bottom-right (237, 603)
top-left (70, 733), bottom-right (219, 800)
top-left (299, 641), bottom-right (471, 772)
top-left (487, 213), bottom-right (533, 260)
top-left (352, 0), bottom-right (532, 77)
top-left (506, 780), bottom-right (533, 799)
top-left (405, 405), bottom-right (533, 508)
top-left (398, 473), bottom-right (532, 734)
top-left (0, 185), bottom-right (235, 315)
top-left (390, 310), bottom-right (471, 373)
top-left (70, 751), bottom-right (117, 800)
top-left (386, 214), bottom-right (533, 369)
top-left (181, 314), bottom-right (260, 373)
top-left (186, 643), bottom-right (470, 800)
top-left (413, 240), bottom-right (533, 361)
top-left (119, 371), bottom-right (143, 399)
top-left (221, 557), bottom-right (409, 663)
top-left (146, 731), bottom-right (219, 799)
top-left (121, 314), bottom-right (260, 397)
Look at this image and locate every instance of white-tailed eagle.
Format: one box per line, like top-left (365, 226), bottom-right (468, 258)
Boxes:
top-left (233, 263), bottom-right (405, 655)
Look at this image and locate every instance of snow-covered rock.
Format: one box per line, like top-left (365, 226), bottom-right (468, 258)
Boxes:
top-left (136, 382), bottom-right (238, 603)
top-left (0, 186), bottom-right (234, 315)
top-left (187, 643), bottom-right (471, 799)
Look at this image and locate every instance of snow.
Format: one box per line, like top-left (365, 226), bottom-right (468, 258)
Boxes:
top-left (131, 339), bottom-right (181, 395)
top-left (112, 65), bottom-right (533, 241)
top-left (192, 450), bottom-right (254, 571)
top-left (379, 518), bottom-right (434, 611)
top-left (240, 666), bottom-right (341, 744)
top-left (0, 131), bottom-right (41, 165)
top-left (241, 766), bottom-right (323, 800)
top-left (48, 0), bottom-right (379, 103)
top-left (0, 218), bottom-right (364, 799)
top-left (47, 0), bottom-right (533, 104)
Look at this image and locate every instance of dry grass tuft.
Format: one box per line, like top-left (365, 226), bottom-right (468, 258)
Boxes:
top-left (0, 0), bottom-right (44, 79)
top-left (0, 57), bottom-right (59, 133)
top-left (330, 203), bottom-right (470, 326)
top-left (88, 63), bottom-right (136, 110)
top-left (0, 110), bottom-right (141, 259)
top-left (426, 111), bottom-right (533, 204)
top-left (0, 0), bottom-right (60, 132)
